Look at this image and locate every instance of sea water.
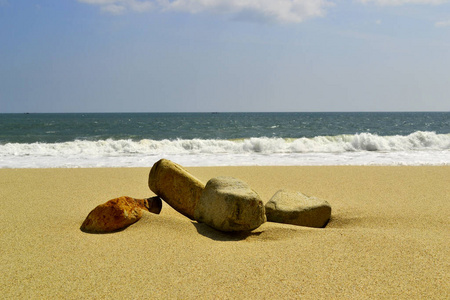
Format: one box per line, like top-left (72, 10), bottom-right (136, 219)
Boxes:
top-left (1, 112), bottom-right (449, 168)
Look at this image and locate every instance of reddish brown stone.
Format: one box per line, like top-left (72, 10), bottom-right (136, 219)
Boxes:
top-left (80, 196), bottom-right (162, 233)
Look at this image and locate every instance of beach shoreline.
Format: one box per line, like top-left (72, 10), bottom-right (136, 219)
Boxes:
top-left (1, 166), bottom-right (449, 298)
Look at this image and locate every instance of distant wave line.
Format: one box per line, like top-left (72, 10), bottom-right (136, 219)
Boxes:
top-left (1, 131), bottom-right (449, 157)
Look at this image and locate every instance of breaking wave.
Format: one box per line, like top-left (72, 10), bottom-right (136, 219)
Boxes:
top-left (2, 131), bottom-right (449, 157)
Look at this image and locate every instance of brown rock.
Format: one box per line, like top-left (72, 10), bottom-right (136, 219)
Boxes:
top-left (80, 196), bottom-right (162, 233)
top-left (148, 159), bottom-right (205, 220)
top-left (265, 190), bottom-right (331, 228)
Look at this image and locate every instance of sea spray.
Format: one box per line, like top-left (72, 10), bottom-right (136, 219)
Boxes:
top-left (1, 131), bottom-right (449, 168)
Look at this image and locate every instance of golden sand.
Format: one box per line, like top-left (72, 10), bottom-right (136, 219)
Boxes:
top-left (1, 166), bottom-right (449, 299)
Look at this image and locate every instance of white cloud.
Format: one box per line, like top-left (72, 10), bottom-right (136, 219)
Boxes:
top-left (435, 19), bottom-right (450, 27)
top-left (129, 0), bottom-right (154, 12)
top-left (78, 0), bottom-right (334, 23)
top-left (101, 3), bottom-right (126, 14)
top-left (357, 0), bottom-right (449, 5)
top-left (78, 0), bottom-right (154, 14)
top-left (171, 0), bottom-right (334, 23)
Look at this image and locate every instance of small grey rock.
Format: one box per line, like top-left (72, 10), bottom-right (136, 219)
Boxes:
top-left (194, 177), bottom-right (266, 232)
top-left (265, 190), bottom-right (331, 228)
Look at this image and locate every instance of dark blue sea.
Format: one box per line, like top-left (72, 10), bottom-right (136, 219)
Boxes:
top-left (1, 112), bottom-right (449, 168)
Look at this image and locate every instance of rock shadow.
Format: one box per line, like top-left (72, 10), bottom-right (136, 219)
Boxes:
top-left (80, 224), bottom-right (130, 234)
top-left (192, 222), bottom-right (262, 241)
top-left (192, 222), bottom-right (306, 242)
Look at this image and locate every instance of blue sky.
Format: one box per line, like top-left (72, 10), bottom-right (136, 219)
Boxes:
top-left (1, 0), bottom-right (449, 112)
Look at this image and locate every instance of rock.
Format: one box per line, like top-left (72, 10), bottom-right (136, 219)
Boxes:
top-left (142, 196), bottom-right (163, 215)
top-left (149, 159), bottom-right (205, 220)
top-left (194, 177), bottom-right (266, 232)
top-left (265, 190), bottom-right (331, 228)
top-left (80, 196), bottom-right (162, 233)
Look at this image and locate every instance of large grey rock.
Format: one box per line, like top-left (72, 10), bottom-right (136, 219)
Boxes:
top-left (265, 190), bottom-right (331, 228)
top-left (194, 177), bottom-right (266, 232)
top-left (149, 159), bottom-right (205, 220)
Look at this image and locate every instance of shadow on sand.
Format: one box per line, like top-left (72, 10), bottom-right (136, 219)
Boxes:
top-left (191, 222), bottom-right (263, 241)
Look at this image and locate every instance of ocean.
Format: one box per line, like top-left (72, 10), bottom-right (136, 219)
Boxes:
top-left (1, 112), bottom-right (449, 168)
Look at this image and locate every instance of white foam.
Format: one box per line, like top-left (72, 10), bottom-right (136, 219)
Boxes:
top-left (1, 131), bottom-right (449, 168)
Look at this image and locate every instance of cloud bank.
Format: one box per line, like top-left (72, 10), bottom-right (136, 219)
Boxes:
top-left (78, 0), bottom-right (333, 23)
top-left (78, 0), bottom-right (154, 14)
top-left (435, 19), bottom-right (450, 27)
top-left (357, 0), bottom-right (449, 5)
top-left (78, 0), bottom-right (450, 23)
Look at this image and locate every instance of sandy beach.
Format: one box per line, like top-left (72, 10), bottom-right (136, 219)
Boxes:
top-left (1, 166), bottom-right (449, 299)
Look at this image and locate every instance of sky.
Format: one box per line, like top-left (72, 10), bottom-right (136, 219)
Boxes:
top-left (1, 0), bottom-right (449, 113)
